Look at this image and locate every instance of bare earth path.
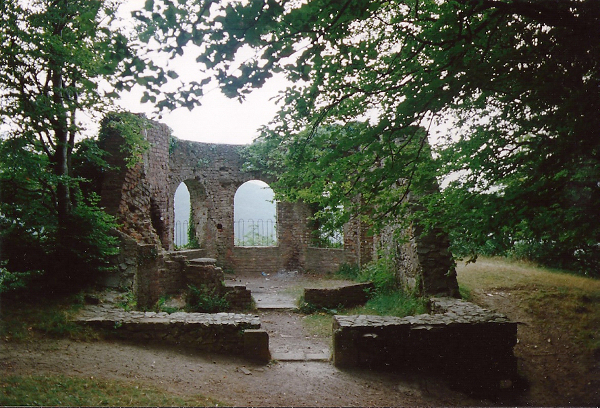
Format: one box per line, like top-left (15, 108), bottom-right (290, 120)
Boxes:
top-left (1, 268), bottom-right (598, 406)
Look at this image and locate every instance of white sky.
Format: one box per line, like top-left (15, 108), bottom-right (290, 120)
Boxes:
top-left (117, 74), bottom-right (286, 145)
top-left (115, 1), bottom-right (287, 146)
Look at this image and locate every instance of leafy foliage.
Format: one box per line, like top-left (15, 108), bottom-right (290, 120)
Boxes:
top-left (336, 255), bottom-right (399, 295)
top-left (0, 137), bottom-right (119, 294)
top-left (0, 1), bottom-right (168, 293)
top-left (185, 285), bottom-right (229, 313)
top-left (186, 205), bottom-right (201, 249)
top-left (98, 112), bottom-right (150, 168)
top-left (137, 0), bottom-right (600, 276)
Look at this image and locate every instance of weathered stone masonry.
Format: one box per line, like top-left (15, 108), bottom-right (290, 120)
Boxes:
top-left (95, 117), bottom-right (517, 380)
top-left (333, 297), bottom-right (518, 390)
top-left (98, 117), bottom-right (459, 306)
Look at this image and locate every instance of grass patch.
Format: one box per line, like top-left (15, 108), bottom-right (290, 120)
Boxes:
top-left (522, 287), bottom-right (600, 352)
top-left (457, 256), bottom-right (600, 353)
top-left (0, 294), bottom-right (98, 342)
top-left (302, 313), bottom-right (333, 338)
top-left (348, 291), bottom-right (428, 318)
top-left (0, 374), bottom-right (223, 406)
top-left (299, 290), bottom-right (427, 319)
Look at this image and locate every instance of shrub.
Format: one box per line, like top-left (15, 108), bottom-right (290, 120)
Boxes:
top-left (359, 257), bottom-right (398, 294)
top-left (185, 285), bottom-right (229, 313)
top-left (335, 263), bottom-right (360, 280)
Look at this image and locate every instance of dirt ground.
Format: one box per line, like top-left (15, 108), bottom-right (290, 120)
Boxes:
top-left (1, 270), bottom-right (599, 406)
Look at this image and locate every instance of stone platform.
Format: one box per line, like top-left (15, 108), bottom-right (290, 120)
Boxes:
top-left (74, 308), bottom-right (269, 362)
top-left (333, 297), bottom-right (518, 391)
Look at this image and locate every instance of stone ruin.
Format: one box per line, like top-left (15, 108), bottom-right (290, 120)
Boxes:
top-left (97, 116), bottom-right (459, 308)
top-left (89, 116), bottom-right (518, 392)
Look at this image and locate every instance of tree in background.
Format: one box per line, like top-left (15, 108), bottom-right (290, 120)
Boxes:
top-left (138, 0), bottom-right (600, 275)
top-left (0, 0), bottom-right (165, 293)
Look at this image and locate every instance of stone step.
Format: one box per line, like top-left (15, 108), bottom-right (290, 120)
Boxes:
top-left (188, 257), bottom-right (218, 265)
top-left (255, 303), bottom-right (298, 311)
top-left (170, 248), bottom-right (207, 259)
top-left (271, 351), bottom-right (330, 362)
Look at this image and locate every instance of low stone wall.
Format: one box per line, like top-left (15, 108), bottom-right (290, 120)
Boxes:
top-left (304, 282), bottom-right (375, 309)
top-left (224, 284), bottom-right (254, 310)
top-left (232, 246), bottom-right (281, 274)
top-left (74, 309), bottom-right (268, 360)
top-left (332, 297), bottom-right (518, 391)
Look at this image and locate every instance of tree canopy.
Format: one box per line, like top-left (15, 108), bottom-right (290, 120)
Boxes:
top-left (0, 0), bottom-right (160, 292)
top-left (136, 0), bottom-right (600, 275)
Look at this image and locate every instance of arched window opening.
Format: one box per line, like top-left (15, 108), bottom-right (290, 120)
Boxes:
top-left (173, 182), bottom-right (191, 248)
top-left (234, 180), bottom-right (277, 247)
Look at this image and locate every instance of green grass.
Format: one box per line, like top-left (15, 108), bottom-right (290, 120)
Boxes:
top-left (348, 291), bottom-right (428, 317)
top-left (0, 374), bottom-right (223, 406)
top-left (0, 295), bottom-right (97, 342)
top-left (302, 313), bottom-right (333, 338)
top-left (457, 256), bottom-right (600, 353)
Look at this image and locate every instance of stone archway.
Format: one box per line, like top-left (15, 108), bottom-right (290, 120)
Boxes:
top-left (99, 117), bottom-right (460, 299)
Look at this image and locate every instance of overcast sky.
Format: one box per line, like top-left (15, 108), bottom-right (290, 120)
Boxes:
top-left (117, 73), bottom-right (286, 146)
top-left (116, 1), bottom-right (286, 146)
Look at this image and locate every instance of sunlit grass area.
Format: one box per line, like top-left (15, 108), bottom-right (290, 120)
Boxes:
top-left (0, 375), bottom-right (224, 407)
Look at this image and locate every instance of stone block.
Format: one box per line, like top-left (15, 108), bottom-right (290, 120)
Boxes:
top-left (331, 298), bottom-right (519, 392)
top-left (304, 282), bottom-right (375, 309)
top-left (243, 329), bottom-right (271, 363)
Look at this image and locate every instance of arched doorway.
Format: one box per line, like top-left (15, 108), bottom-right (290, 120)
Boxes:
top-left (173, 179), bottom-right (207, 249)
top-left (173, 182), bottom-right (191, 247)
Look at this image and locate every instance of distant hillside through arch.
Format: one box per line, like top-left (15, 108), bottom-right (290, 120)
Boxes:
top-left (234, 180), bottom-right (276, 246)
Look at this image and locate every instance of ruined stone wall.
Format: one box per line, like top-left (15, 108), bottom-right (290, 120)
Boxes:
top-left (168, 140), bottom-right (253, 263)
top-left (305, 248), bottom-right (346, 274)
top-left (99, 114), bottom-right (460, 303)
top-left (344, 215), bottom-right (374, 267)
top-left (332, 297), bottom-right (518, 392)
top-left (276, 201), bottom-right (312, 271)
top-left (99, 118), bottom-right (171, 249)
top-left (395, 223), bottom-right (459, 297)
top-left (232, 247), bottom-right (281, 274)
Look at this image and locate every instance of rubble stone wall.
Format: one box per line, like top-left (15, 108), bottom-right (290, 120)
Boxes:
top-left (75, 310), bottom-right (262, 356)
top-left (332, 297), bottom-right (518, 391)
top-left (99, 115), bottom-right (461, 304)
